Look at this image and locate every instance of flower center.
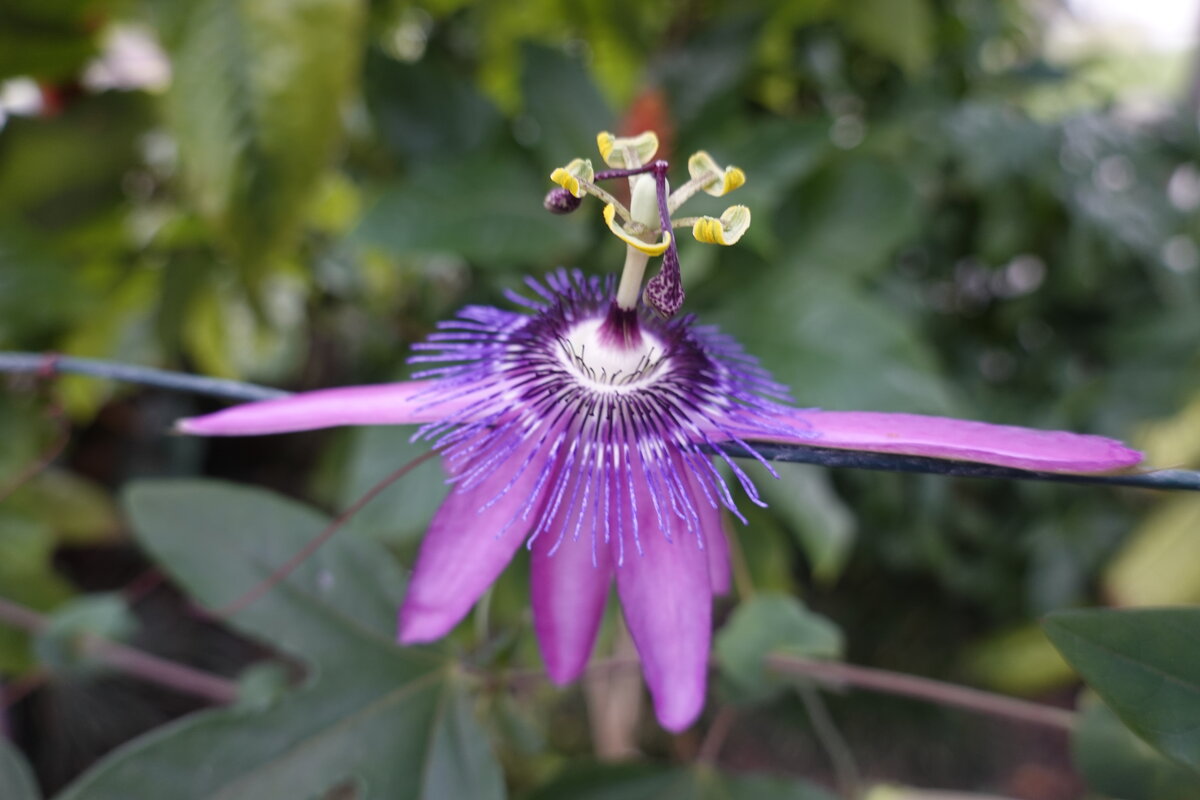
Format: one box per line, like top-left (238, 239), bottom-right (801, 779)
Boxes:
top-left (557, 316), bottom-right (667, 390)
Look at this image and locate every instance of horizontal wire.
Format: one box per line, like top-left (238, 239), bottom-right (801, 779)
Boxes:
top-left (1, 351), bottom-right (1194, 492)
top-left (0, 352), bottom-right (288, 402)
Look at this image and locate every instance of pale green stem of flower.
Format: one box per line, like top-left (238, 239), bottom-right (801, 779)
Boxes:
top-left (670, 216), bottom-right (702, 229)
top-left (578, 182), bottom-right (643, 227)
top-left (616, 174), bottom-right (663, 309)
top-left (667, 171), bottom-right (719, 213)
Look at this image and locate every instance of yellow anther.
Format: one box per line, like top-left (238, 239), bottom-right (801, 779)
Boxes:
top-left (550, 158), bottom-right (594, 198)
top-left (596, 130), bottom-right (659, 168)
top-left (687, 151), bottom-right (746, 197)
top-left (692, 205), bottom-right (751, 246)
top-left (603, 204), bottom-right (671, 255)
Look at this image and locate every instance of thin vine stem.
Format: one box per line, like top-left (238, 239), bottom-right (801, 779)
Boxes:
top-left (216, 450), bottom-right (438, 617)
top-left (0, 596), bottom-right (238, 704)
top-left (0, 351), bottom-right (1191, 492)
top-left (796, 684), bottom-right (863, 800)
top-left (766, 653), bottom-right (1076, 731)
top-left (501, 653), bottom-right (1077, 731)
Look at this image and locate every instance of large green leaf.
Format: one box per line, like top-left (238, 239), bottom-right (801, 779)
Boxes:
top-left (0, 738), bottom-right (40, 800)
top-left (1044, 607), bottom-right (1200, 773)
top-left (715, 594), bottom-right (843, 704)
top-left (57, 480), bottom-right (505, 800)
top-left (716, 266), bottom-right (959, 415)
top-left (355, 155), bottom-right (589, 267)
top-left (759, 464), bottom-right (855, 584)
top-left (164, 0), bottom-right (365, 268)
top-left (334, 425), bottom-right (449, 543)
top-left (839, 0), bottom-right (934, 75)
top-left (518, 43), bottom-right (613, 169)
top-left (776, 155), bottom-right (921, 280)
top-left (365, 50), bottom-right (502, 161)
top-left (524, 762), bottom-right (837, 800)
top-left (1073, 698), bottom-right (1200, 800)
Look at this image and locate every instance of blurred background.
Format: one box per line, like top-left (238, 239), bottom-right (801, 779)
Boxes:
top-left (1, 0), bottom-right (1199, 797)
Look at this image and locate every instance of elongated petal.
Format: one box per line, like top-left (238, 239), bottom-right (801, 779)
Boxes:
top-left (730, 409), bottom-right (1142, 474)
top-left (684, 468), bottom-right (731, 595)
top-left (398, 434), bottom-right (557, 643)
top-left (614, 470), bottom-right (712, 732)
top-left (703, 512), bottom-right (732, 597)
top-left (530, 463), bottom-right (614, 684)
top-left (176, 380), bottom-right (468, 436)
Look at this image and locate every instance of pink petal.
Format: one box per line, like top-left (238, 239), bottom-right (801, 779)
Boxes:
top-left (176, 380), bottom-right (468, 436)
top-left (398, 434), bottom-right (556, 643)
top-left (529, 463), bottom-right (614, 684)
top-left (613, 470), bottom-right (712, 732)
top-left (728, 409), bottom-right (1143, 474)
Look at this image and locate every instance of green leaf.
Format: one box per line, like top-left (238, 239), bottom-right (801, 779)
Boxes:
top-left (519, 43), bottom-right (613, 168)
top-left (365, 50), bottom-right (502, 161)
top-left (355, 155), bottom-right (588, 267)
top-left (760, 464), bottom-right (855, 583)
top-left (57, 480), bottom-right (505, 800)
top-left (335, 426), bottom-right (448, 543)
top-left (0, 92), bottom-right (151, 232)
top-left (180, 272), bottom-right (308, 382)
top-left (715, 594), bottom-right (843, 703)
top-left (1043, 607), bottom-right (1200, 773)
top-left (716, 267), bottom-right (959, 414)
top-left (525, 762), bottom-right (837, 800)
top-left (1073, 698), bottom-right (1200, 800)
top-left (0, 0), bottom-right (103, 81)
top-left (961, 624), bottom-right (1075, 696)
top-left (0, 511), bottom-right (76, 673)
top-left (6, 470), bottom-right (120, 544)
top-left (777, 155), bottom-right (921, 279)
top-left (164, 0), bottom-right (365, 268)
top-left (34, 593), bottom-right (136, 673)
top-left (840, 0), bottom-right (934, 75)
top-left (1105, 495), bottom-right (1200, 606)
top-left (0, 738), bottom-right (40, 800)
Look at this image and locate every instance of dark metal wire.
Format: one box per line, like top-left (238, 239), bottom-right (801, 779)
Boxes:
top-left (0, 353), bottom-right (288, 402)
top-left (2, 351), bottom-right (1193, 491)
top-left (725, 443), bottom-right (1200, 492)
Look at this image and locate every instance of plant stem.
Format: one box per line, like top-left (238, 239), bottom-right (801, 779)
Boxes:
top-left (0, 404), bottom-right (69, 503)
top-left (766, 654), bottom-right (1076, 731)
top-left (695, 705), bottom-right (736, 764)
top-left (797, 685), bottom-right (862, 799)
top-left (0, 597), bottom-right (238, 705)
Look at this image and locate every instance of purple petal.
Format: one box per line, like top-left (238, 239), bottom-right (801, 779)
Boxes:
top-left (703, 516), bottom-right (732, 597)
top-left (398, 435), bottom-right (555, 643)
top-left (530, 466), bottom-right (614, 684)
top-left (176, 380), bottom-right (464, 436)
top-left (613, 475), bottom-right (712, 732)
top-left (731, 409), bottom-right (1143, 474)
top-left (687, 470), bottom-right (731, 596)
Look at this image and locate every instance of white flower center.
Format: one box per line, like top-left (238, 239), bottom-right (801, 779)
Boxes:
top-left (557, 317), bottom-right (667, 391)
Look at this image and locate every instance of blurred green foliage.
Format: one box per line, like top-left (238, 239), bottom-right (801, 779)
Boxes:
top-left (1, 0), bottom-right (1199, 795)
